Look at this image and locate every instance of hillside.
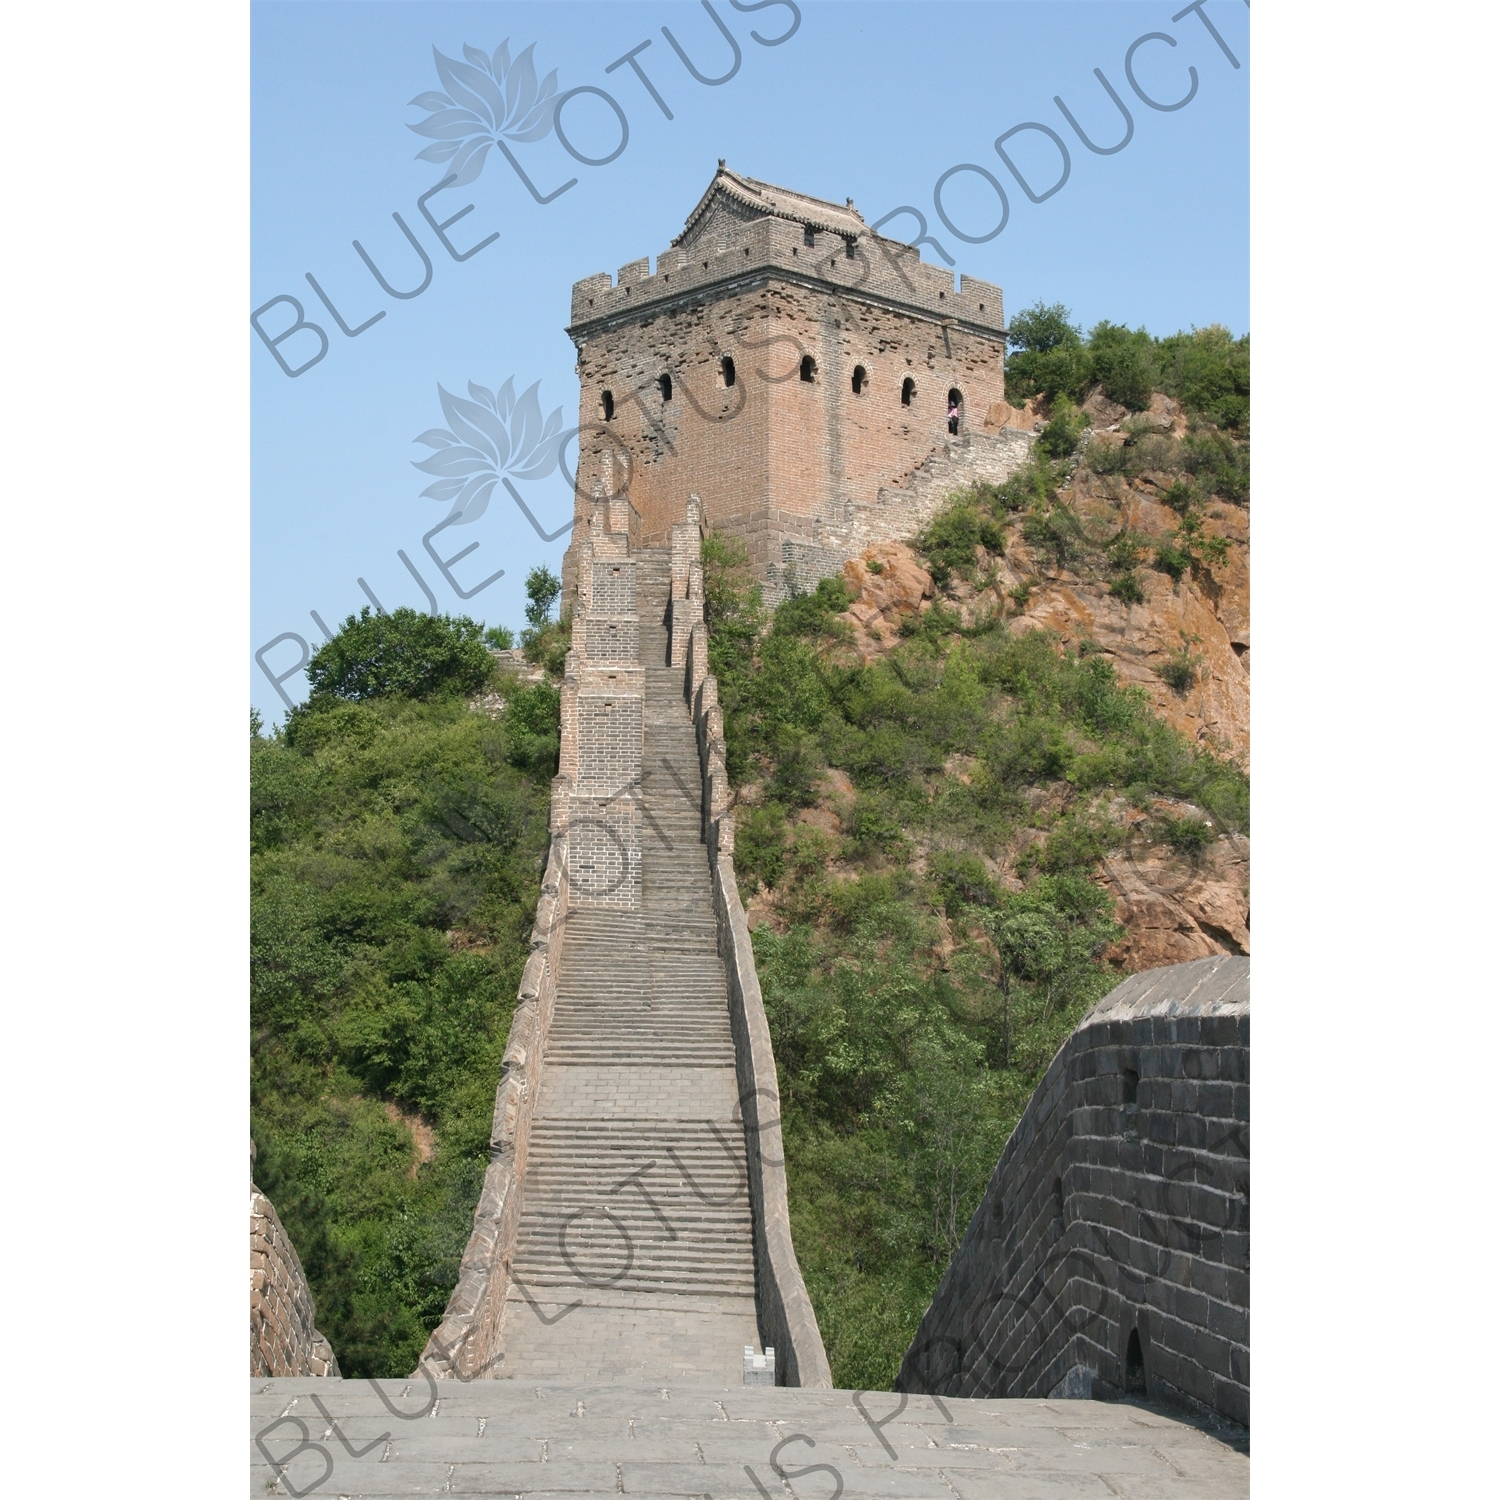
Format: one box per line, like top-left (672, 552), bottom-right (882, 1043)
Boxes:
top-left (250, 615), bottom-right (561, 1377)
top-left (703, 327), bottom-right (1249, 1388)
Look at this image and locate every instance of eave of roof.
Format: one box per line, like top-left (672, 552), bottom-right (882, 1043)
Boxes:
top-left (673, 165), bottom-right (868, 247)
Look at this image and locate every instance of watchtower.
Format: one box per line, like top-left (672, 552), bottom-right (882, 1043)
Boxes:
top-left (562, 165), bottom-right (1012, 602)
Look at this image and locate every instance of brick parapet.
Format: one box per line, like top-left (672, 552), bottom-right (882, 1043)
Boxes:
top-left (251, 1179), bottom-right (339, 1378)
top-left (669, 523), bottom-right (832, 1389)
top-left (570, 215), bottom-right (1003, 344)
top-left (418, 775), bottom-right (576, 1380)
top-left (895, 957), bottom-right (1250, 1428)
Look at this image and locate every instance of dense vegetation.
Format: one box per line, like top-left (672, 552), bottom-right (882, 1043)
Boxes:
top-left (1004, 302), bottom-right (1249, 433)
top-left (251, 607), bottom-right (560, 1376)
top-left (702, 376), bottom-right (1248, 1385)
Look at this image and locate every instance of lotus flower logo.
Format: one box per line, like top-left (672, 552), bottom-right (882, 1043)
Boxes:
top-left (413, 379), bottom-right (567, 526)
top-left (408, 41), bottom-right (559, 186)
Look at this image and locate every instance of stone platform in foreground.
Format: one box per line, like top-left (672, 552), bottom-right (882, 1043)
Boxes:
top-left (252, 1378), bottom-right (1248, 1498)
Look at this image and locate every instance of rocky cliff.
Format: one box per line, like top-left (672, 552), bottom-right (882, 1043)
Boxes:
top-left (770, 389), bottom-right (1249, 972)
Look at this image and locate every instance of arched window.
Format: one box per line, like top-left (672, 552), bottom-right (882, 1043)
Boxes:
top-left (799, 355), bottom-right (816, 383)
top-left (948, 387), bottom-right (963, 408)
top-left (601, 390), bottom-right (615, 421)
top-left (901, 376), bottom-right (916, 407)
top-left (721, 356), bottom-right (736, 388)
top-left (852, 365), bottom-right (867, 395)
top-left (659, 373), bottom-right (672, 402)
top-left (947, 387), bottom-right (962, 434)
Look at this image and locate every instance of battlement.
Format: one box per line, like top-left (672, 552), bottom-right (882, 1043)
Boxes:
top-left (569, 213), bottom-right (1004, 340)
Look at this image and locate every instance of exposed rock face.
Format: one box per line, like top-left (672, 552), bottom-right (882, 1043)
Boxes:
top-left (1008, 543), bottom-right (1249, 766)
top-left (1101, 832), bottom-right (1250, 970)
top-left (839, 543), bottom-right (934, 659)
top-left (996, 535), bottom-right (1248, 770)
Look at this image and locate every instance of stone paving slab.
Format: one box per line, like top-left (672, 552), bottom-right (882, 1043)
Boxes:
top-left (538, 1067), bottom-right (741, 1120)
top-left (250, 1380), bottom-right (1247, 1498)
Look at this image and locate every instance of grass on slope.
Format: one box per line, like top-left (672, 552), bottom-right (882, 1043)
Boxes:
top-left (703, 537), bottom-right (1248, 1389)
top-left (251, 678), bottom-right (558, 1376)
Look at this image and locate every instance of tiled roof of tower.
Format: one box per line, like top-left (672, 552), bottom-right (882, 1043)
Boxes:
top-left (673, 164), bottom-right (869, 247)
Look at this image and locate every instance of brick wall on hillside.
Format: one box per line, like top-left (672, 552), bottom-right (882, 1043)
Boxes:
top-left (669, 498), bottom-right (832, 1388)
top-left (251, 1172), bottom-right (339, 1378)
top-left (896, 957), bottom-right (1250, 1428)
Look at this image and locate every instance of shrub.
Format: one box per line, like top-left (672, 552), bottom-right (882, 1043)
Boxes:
top-left (1156, 643), bottom-right (1200, 696)
top-left (920, 501), bottom-right (1006, 586)
top-left (775, 576), bottom-right (854, 639)
top-left (1083, 437), bottom-right (1133, 476)
top-left (737, 802), bottom-right (789, 890)
top-left (844, 794), bottom-right (906, 859)
top-left (930, 850), bottom-right (996, 913)
top-left (1109, 571), bottom-right (1144, 604)
top-left (1157, 325), bottom-right (1249, 431)
top-left (521, 611), bottom-right (570, 681)
top-left (1153, 543), bottom-right (1189, 583)
top-left (1027, 808), bottom-right (1126, 877)
top-left (1161, 814), bottom-right (1215, 856)
top-left (503, 680), bottom-right (561, 772)
top-left (993, 455), bottom-right (1061, 513)
top-left (1008, 581), bottom-right (1033, 609)
top-left (1037, 395), bottom-right (1087, 459)
top-left (305, 607), bottom-right (492, 703)
top-left (1087, 321), bottom-right (1156, 410)
top-left (1106, 529), bottom-right (1148, 571)
top-left (1183, 428), bottom-right (1250, 504)
top-left (1021, 503), bottom-right (1085, 569)
top-left (1162, 479), bottom-right (1196, 515)
top-left (483, 624), bottom-right (514, 650)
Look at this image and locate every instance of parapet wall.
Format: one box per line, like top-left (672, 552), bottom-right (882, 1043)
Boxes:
top-left (419, 499), bottom-right (646, 1379)
top-left (569, 215), bottom-right (1003, 342)
top-left (671, 500), bottom-right (832, 1389)
top-left (896, 957), bottom-right (1250, 1427)
top-left (416, 784), bottom-right (571, 1380)
top-left (251, 1174), bottom-right (339, 1378)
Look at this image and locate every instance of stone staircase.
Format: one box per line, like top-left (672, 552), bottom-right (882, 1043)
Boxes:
top-left (497, 549), bottom-right (762, 1385)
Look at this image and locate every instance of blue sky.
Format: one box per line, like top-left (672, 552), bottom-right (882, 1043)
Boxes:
top-left (252, 0), bottom-right (1248, 722)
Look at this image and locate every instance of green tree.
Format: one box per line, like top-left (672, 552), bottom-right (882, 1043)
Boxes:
top-left (304, 608), bottom-right (491, 703)
top-left (523, 566), bottom-right (561, 631)
top-left (1008, 301), bottom-right (1082, 354)
top-left (1087, 321), bottom-right (1156, 411)
top-left (1005, 301), bottom-right (1090, 404)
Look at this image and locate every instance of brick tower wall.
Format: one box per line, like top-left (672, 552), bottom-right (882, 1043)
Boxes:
top-left (565, 214), bottom-right (1007, 597)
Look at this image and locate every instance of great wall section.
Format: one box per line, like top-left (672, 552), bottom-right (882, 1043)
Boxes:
top-left (414, 495), bottom-right (831, 1389)
top-left (251, 169), bottom-right (1249, 1498)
